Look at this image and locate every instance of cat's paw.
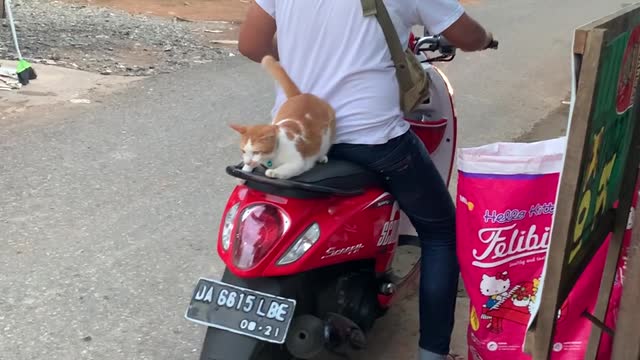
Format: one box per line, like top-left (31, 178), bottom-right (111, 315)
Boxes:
top-left (241, 164), bottom-right (254, 173)
top-left (266, 169), bottom-right (294, 179)
top-left (318, 156), bottom-right (329, 164)
top-left (265, 169), bottom-right (280, 179)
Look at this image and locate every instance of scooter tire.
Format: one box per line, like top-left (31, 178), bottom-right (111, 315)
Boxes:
top-left (199, 326), bottom-right (293, 360)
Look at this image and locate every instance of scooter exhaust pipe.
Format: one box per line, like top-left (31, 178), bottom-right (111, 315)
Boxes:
top-left (286, 315), bottom-right (326, 359)
top-left (286, 313), bottom-right (366, 359)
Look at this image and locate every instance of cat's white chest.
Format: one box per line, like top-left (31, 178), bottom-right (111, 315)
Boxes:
top-left (272, 129), bottom-right (304, 166)
top-left (261, 125), bottom-right (333, 180)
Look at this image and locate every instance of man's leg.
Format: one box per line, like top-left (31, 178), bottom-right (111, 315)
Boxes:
top-left (330, 131), bottom-right (458, 357)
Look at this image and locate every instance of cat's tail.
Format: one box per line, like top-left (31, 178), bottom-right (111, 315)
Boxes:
top-left (262, 55), bottom-right (301, 99)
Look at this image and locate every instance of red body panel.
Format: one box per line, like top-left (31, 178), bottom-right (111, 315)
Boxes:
top-left (218, 186), bottom-right (401, 278)
top-left (217, 114), bottom-right (455, 281)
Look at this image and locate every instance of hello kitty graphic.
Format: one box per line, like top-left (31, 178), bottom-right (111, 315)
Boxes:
top-left (480, 271), bottom-right (511, 309)
top-left (480, 271), bottom-right (541, 333)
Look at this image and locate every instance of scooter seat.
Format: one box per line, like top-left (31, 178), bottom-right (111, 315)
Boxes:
top-left (226, 160), bottom-right (382, 198)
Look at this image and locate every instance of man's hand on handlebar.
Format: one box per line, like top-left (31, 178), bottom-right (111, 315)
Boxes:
top-left (413, 34), bottom-right (497, 58)
top-left (440, 13), bottom-right (495, 52)
top-left (484, 32), bottom-right (499, 50)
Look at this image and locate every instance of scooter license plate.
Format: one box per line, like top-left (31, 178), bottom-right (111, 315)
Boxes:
top-left (185, 278), bottom-right (296, 344)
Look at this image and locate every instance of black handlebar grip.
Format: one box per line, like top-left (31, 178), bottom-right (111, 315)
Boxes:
top-left (439, 35), bottom-right (452, 48)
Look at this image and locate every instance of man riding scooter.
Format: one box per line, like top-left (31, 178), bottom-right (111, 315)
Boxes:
top-left (238, 0), bottom-right (495, 359)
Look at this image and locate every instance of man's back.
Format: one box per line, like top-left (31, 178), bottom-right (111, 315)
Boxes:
top-left (255, 0), bottom-right (463, 145)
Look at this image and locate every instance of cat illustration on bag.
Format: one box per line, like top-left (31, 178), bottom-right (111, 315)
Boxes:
top-left (479, 271), bottom-right (541, 334)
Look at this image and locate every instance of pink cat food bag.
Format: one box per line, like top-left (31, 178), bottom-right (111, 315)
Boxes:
top-left (551, 239), bottom-right (608, 359)
top-left (456, 137), bottom-right (609, 360)
top-left (596, 173), bottom-right (639, 360)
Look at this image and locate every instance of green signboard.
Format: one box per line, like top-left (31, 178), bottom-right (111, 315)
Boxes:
top-left (568, 27), bottom-right (640, 269)
top-left (527, 4), bottom-right (640, 360)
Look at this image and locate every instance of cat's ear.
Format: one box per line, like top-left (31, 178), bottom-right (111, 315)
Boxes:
top-left (229, 124), bottom-right (247, 134)
top-left (482, 274), bottom-right (489, 280)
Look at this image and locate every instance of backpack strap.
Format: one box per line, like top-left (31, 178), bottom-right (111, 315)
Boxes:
top-left (361, 0), bottom-right (377, 16)
top-left (361, 0), bottom-right (412, 92)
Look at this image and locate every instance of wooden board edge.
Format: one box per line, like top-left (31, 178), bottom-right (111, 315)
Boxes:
top-left (574, 30), bottom-right (589, 55)
top-left (524, 329), bottom-right (536, 355)
top-left (577, 2), bottom-right (640, 32)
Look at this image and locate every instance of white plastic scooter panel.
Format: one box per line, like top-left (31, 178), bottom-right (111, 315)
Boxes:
top-left (398, 63), bottom-right (457, 238)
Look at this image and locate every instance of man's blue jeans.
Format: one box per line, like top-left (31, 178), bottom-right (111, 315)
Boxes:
top-left (329, 130), bottom-right (458, 355)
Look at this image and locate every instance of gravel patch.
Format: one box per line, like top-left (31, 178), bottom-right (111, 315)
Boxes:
top-left (0, 0), bottom-right (231, 76)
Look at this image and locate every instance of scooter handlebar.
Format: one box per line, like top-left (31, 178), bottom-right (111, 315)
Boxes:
top-left (414, 35), bottom-right (498, 53)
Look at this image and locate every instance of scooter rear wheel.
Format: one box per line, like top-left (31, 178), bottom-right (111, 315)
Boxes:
top-left (199, 326), bottom-right (294, 360)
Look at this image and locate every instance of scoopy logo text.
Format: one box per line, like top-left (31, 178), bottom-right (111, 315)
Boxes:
top-left (472, 224), bottom-right (551, 268)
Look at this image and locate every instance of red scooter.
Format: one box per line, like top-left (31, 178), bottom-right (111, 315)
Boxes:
top-left (186, 34), bottom-right (496, 360)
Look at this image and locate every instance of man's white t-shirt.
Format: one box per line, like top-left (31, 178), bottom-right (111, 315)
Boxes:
top-left (255, 0), bottom-right (464, 145)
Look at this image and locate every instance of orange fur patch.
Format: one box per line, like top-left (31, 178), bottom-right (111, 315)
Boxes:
top-left (230, 55), bottom-right (335, 160)
top-left (231, 124), bottom-right (278, 154)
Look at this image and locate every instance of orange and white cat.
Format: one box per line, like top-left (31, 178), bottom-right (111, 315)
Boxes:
top-left (230, 55), bottom-right (336, 180)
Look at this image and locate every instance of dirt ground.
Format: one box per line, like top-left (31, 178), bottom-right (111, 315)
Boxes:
top-left (60, 0), bottom-right (480, 45)
top-left (62, 0), bottom-right (250, 45)
top-left (0, 59), bottom-right (138, 125)
top-left (65, 0), bottom-right (250, 22)
top-left (64, 0), bottom-right (478, 23)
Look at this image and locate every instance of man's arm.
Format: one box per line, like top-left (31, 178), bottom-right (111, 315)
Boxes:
top-left (415, 0), bottom-right (493, 52)
top-left (441, 12), bottom-right (493, 52)
top-left (238, 2), bottom-right (278, 62)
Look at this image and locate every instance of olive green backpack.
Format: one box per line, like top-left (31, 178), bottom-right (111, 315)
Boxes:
top-left (361, 0), bottom-right (431, 113)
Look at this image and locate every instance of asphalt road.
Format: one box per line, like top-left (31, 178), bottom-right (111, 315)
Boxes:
top-left (0, 0), bottom-right (623, 359)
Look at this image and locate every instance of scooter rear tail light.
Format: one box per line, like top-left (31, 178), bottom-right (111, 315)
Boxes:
top-left (233, 204), bottom-right (284, 270)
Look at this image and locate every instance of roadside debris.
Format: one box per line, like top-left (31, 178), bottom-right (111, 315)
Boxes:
top-left (211, 40), bottom-right (239, 45)
top-left (0, 65), bottom-right (21, 90)
top-left (70, 98), bottom-right (92, 104)
top-left (5, 0), bottom-right (38, 85)
top-left (0, 0), bottom-right (227, 76)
